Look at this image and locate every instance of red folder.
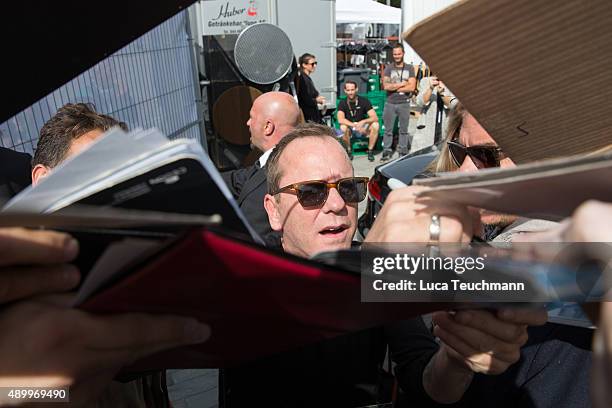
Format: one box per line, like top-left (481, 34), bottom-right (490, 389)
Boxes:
top-left (81, 229), bottom-right (441, 370)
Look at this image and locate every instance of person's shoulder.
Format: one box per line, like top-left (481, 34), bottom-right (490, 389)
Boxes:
top-left (0, 147), bottom-right (32, 181)
top-left (0, 147), bottom-right (32, 199)
top-left (358, 95), bottom-right (372, 104)
top-left (383, 65), bottom-right (393, 75)
top-left (359, 96), bottom-right (373, 109)
top-left (242, 163), bottom-right (261, 178)
top-left (337, 100), bottom-right (349, 114)
top-left (222, 163), bottom-right (260, 184)
top-left (0, 147), bottom-right (31, 166)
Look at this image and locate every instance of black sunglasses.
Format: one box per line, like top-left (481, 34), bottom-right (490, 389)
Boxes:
top-left (271, 177), bottom-right (368, 207)
top-left (307, 61), bottom-right (318, 66)
top-left (447, 140), bottom-right (506, 169)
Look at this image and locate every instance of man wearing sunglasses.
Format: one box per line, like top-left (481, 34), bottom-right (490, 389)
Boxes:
top-left (234, 123), bottom-right (437, 407)
top-left (225, 123), bottom-right (381, 407)
top-left (263, 123), bottom-right (363, 257)
top-left (225, 122), bottom-right (545, 407)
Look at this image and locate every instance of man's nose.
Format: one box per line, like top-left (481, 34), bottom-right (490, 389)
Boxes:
top-left (323, 187), bottom-right (346, 212)
top-left (458, 156), bottom-right (478, 173)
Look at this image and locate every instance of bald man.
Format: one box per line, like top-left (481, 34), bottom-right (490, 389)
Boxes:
top-left (221, 91), bottom-right (301, 243)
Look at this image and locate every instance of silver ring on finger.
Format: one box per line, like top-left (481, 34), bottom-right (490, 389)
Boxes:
top-left (429, 214), bottom-right (441, 243)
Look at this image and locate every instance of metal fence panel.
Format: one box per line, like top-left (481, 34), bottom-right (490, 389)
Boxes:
top-left (0, 11), bottom-right (201, 155)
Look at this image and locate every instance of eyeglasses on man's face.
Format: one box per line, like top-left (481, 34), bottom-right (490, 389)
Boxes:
top-left (271, 177), bottom-right (368, 207)
top-left (447, 139), bottom-right (506, 169)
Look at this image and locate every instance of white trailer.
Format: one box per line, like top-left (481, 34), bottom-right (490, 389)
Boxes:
top-left (400, 0), bottom-right (459, 64)
top-left (271, 0), bottom-right (337, 109)
top-left (191, 0), bottom-right (337, 108)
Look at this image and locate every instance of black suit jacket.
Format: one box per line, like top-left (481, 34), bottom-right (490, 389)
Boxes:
top-left (0, 147), bottom-right (32, 205)
top-left (221, 164), bottom-right (280, 246)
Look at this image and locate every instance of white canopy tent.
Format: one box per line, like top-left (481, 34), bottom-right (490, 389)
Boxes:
top-left (336, 0), bottom-right (401, 25)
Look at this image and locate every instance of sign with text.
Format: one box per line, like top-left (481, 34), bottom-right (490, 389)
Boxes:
top-left (201, 0), bottom-right (270, 35)
top-left (359, 243), bottom-right (611, 303)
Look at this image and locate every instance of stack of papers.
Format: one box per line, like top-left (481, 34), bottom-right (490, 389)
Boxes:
top-left (415, 152), bottom-right (612, 220)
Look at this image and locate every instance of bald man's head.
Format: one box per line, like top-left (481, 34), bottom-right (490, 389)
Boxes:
top-left (247, 91), bottom-right (300, 152)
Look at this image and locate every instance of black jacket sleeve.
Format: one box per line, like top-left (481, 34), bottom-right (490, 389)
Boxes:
top-left (385, 317), bottom-right (444, 406)
top-left (0, 147), bottom-right (32, 204)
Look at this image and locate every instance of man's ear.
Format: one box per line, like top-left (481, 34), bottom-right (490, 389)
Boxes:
top-left (264, 193), bottom-right (283, 232)
top-left (264, 120), bottom-right (275, 137)
top-left (31, 164), bottom-right (51, 186)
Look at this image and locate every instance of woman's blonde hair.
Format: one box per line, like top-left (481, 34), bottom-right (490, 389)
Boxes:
top-left (426, 102), bottom-right (465, 173)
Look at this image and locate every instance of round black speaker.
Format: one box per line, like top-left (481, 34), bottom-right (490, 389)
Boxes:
top-left (234, 23), bottom-right (293, 85)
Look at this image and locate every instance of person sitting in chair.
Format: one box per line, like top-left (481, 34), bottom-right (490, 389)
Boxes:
top-left (337, 80), bottom-right (379, 161)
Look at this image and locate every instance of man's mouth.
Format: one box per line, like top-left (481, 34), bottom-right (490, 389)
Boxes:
top-left (319, 224), bottom-right (349, 237)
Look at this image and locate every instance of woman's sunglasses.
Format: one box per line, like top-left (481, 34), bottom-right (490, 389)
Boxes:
top-left (447, 140), bottom-right (506, 169)
top-left (306, 61), bottom-right (318, 66)
top-left (271, 177), bottom-right (368, 207)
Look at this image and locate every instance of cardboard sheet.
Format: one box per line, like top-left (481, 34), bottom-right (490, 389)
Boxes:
top-left (415, 152), bottom-right (612, 219)
top-left (404, 0), bottom-right (612, 163)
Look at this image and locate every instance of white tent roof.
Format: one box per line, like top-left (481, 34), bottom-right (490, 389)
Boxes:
top-left (336, 0), bottom-right (401, 24)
